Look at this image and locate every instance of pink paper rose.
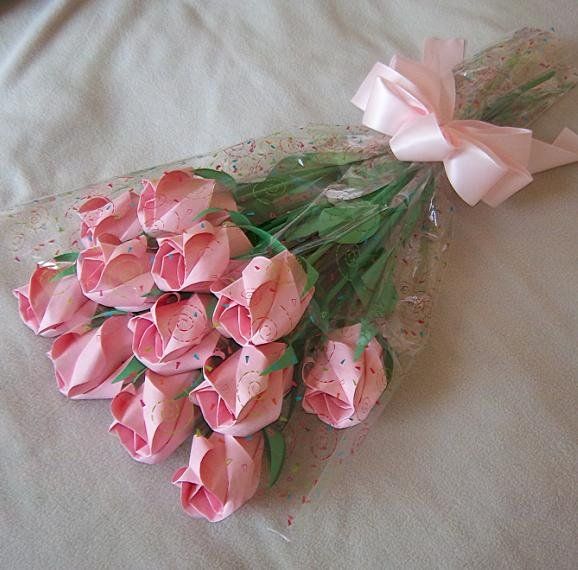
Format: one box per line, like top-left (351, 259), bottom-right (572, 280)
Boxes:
top-left (13, 264), bottom-right (97, 337)
top-left (78, 190), bottom-right (142, 247)
top-left (212, 250), bottom-right (313, 345)
top-left (172, 432), bottom-right (264, 522)
top-left (152, 221), bottom-right (251, 292)
top-left (191, 342), bottom-right (293, 436)
top-left (137, 169), bottom-right (237, 237)
top-left (302, 324), bottom-right (388, 428)
top-left (129, 293), bottom-right (220, 375)
top-left (77, 234), bottom-right (155, 311)
top-left (109, 370), bottom-right (198, 464)
top-left (48, 314), bottom-right (133, 399)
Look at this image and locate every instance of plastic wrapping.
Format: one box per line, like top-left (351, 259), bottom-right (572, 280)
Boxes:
top-left (2, 28), bottom-right (576, 535)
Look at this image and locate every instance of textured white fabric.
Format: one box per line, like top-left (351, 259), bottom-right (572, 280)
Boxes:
top-left (1, 1), bottom-right (577, 568)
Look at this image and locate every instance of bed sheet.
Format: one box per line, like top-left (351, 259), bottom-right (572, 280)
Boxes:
top-left (1, 1), bottom-right (577, 568)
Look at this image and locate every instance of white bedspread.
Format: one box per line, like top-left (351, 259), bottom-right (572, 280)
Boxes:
top-left (1, 1), bottom-right (577, 568)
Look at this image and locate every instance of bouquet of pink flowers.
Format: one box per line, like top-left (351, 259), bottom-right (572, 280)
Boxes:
top-left (7, 28), bottom-right (578, 526)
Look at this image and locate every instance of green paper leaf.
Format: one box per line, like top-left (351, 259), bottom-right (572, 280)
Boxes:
top-left (233, 225), bottom-right (287, 258)
top-left (285, 206), bottom-right (324, 241)
top-left (227, 210), bottom-right (252, 227)
top-left (261, 345), bottom-right (298, 376)
top-left (112, 357), bottom-right (147, 384)
top-left (317, 202), bottom-right (381, 244)
top-left (308, 298), bottom-right (330, 334)
top-left (354, 320), bottom-right (378, 360)
top-left (174, 373), bottom-right (204, 400)
top-left (268, 152), bottom-right (362, 178)
top-left (141, 285), bottom-right (165, 298)
top-left (299, 256), bottom-right (319, 297)
top-left (353, 254), bottom-right (398, 319)
top-left (50, 264), bottom-right (77, 281)
top-left (53, 251), bottom-right (79, 262)
top-left (193, 168), bottom-right (237, 190)
top-left (91, 309), bottom-right (128, 320)
top-left (263, 427), bottom-right (286, 487)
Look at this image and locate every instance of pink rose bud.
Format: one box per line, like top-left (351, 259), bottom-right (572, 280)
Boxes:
top-left (78, 190), bottom-right (142, 247)
top-left (129, 293), bottom-right (220, 376)
top-left (152, 221), bottom-right (251, 292)
top-left (172, 432), bottom-right (264, 522)
top-left (302, 324), bottom-right (388, 428)
top-left (48, 314), bottom-right (134, 399)
top-left (13, 264), bottom-right (97, 337)
top-left (191, 342), bottom-right (293, 436)
top-left (109, 370), bottom-right (198, 464)
top-left (137, 169), bottom-right (237, 237)
top-left (212, 250), bottom-right (313, 345)
top-left (77, 234), bottom-right (155, 311)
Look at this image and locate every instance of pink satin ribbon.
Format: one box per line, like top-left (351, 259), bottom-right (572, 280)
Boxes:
top-left (352, 38), bottom-right (578, 206)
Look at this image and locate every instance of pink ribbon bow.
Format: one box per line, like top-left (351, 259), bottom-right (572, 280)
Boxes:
top-left (352, 38), bottom-right (578, 206)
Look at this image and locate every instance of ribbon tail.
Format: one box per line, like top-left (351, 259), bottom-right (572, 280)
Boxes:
top-left (529, 128), bottom-right (578, 173)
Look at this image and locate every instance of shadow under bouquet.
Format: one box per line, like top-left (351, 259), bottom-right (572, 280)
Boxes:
top-left (5, 28), bottom-right (578, 530)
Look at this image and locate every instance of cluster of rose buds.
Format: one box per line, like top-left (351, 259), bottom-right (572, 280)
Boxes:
top-left (14, 169), bottom-right (318, 521)
top-left (15, 168), bottom-right (388, 522)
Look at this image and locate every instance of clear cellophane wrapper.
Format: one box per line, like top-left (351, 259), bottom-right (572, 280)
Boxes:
top-left (1, 28), bottom-right (575, 537)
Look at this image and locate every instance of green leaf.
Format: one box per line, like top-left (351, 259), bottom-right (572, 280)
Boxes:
top-left (317, 202), bottom-right (381, 244)
top-left (53, 251), bottom-right (79, 262)
top-left (263, 427), bottom-right (286, 487)
top-left (233, 225), bottom-right (287, 258)
top-left (227, 210), bottom-right (252, 227)
top-left (261, 345), bottom-right (298, 376)
top-left (354, 320), bottom-right (378, 360)
top-left (50, 264), bottom-right (77, 281)
top-left (298, 256), bottom-right (319, 297)
top-left (174, 373), bottom-right (204, 399)
top-left (375, 336), bottom-right (395, 381)
top-left (384, 344), bottom-right (395, 381)
top-left (285, 206), bottom-right (324, 241)
top-left (308, 298), bottom-right (330, 333)
top-left (353, 254), bottom-right (398, 320)
top-left (193, 168), bottom-right (237, 190)
top-left (91, 309), bottom-right (128, 320)
top-left (141, 285), bottom-right (165, 298)
top-left (269, 152), bottom-right (362, 178)
top-left (111, 357), bottom-right (147, 384)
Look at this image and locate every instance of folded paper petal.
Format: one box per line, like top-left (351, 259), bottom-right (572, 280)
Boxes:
top-left (190, 342), bottom-right (293, 436)
top-left (152, 221), bottom-right (251, 292)
top-left (13, 264), bottom-right (97, 337)
top-left (78, 190), bottom-right (142, 247)
top-left (109, 370), bottom-right (198, 464)
top-left (172, 432), bottom-right (263, 522)
top-left (77, 234), bottom-right (155, 311)
top-left (137, 169), bottom-right (238, 237)
top-left (48, 314), bottom-right (133, 399)
top-left (302, 324), bottom-right (387, 428)
top-left (129, 293), bottom-right (220, 375)
top-left (212, 250), bottom-right (313, 345)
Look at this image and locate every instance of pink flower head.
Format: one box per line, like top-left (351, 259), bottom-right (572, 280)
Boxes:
top-left (48, 314), bottom-right (133, 399)
top-left (109, 370), bottom-right (198, 464)
top-left (212, 250), bottom-right (313, 345)
top-left (78, 190), bottom-right (141, 247)
top-left (302, 324), bottom-right (387, 428)
top-left (191, 342), bottom-right (293, 436)
top-left (129, 293), bottom-right (220, 375)
top-left (152, 221), bottom-right (251, 292)
top-left (172, 432), bottom-right (263, 522)
top-left (13, 264), bottom-right (97, 337)
top-left (77, 234), bottom-right (155, 311)
top-left (137, 169), bottom-right (237, 237)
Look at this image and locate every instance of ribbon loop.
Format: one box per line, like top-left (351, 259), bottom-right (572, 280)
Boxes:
top-left (352, 38), bottom-right (578, 206)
